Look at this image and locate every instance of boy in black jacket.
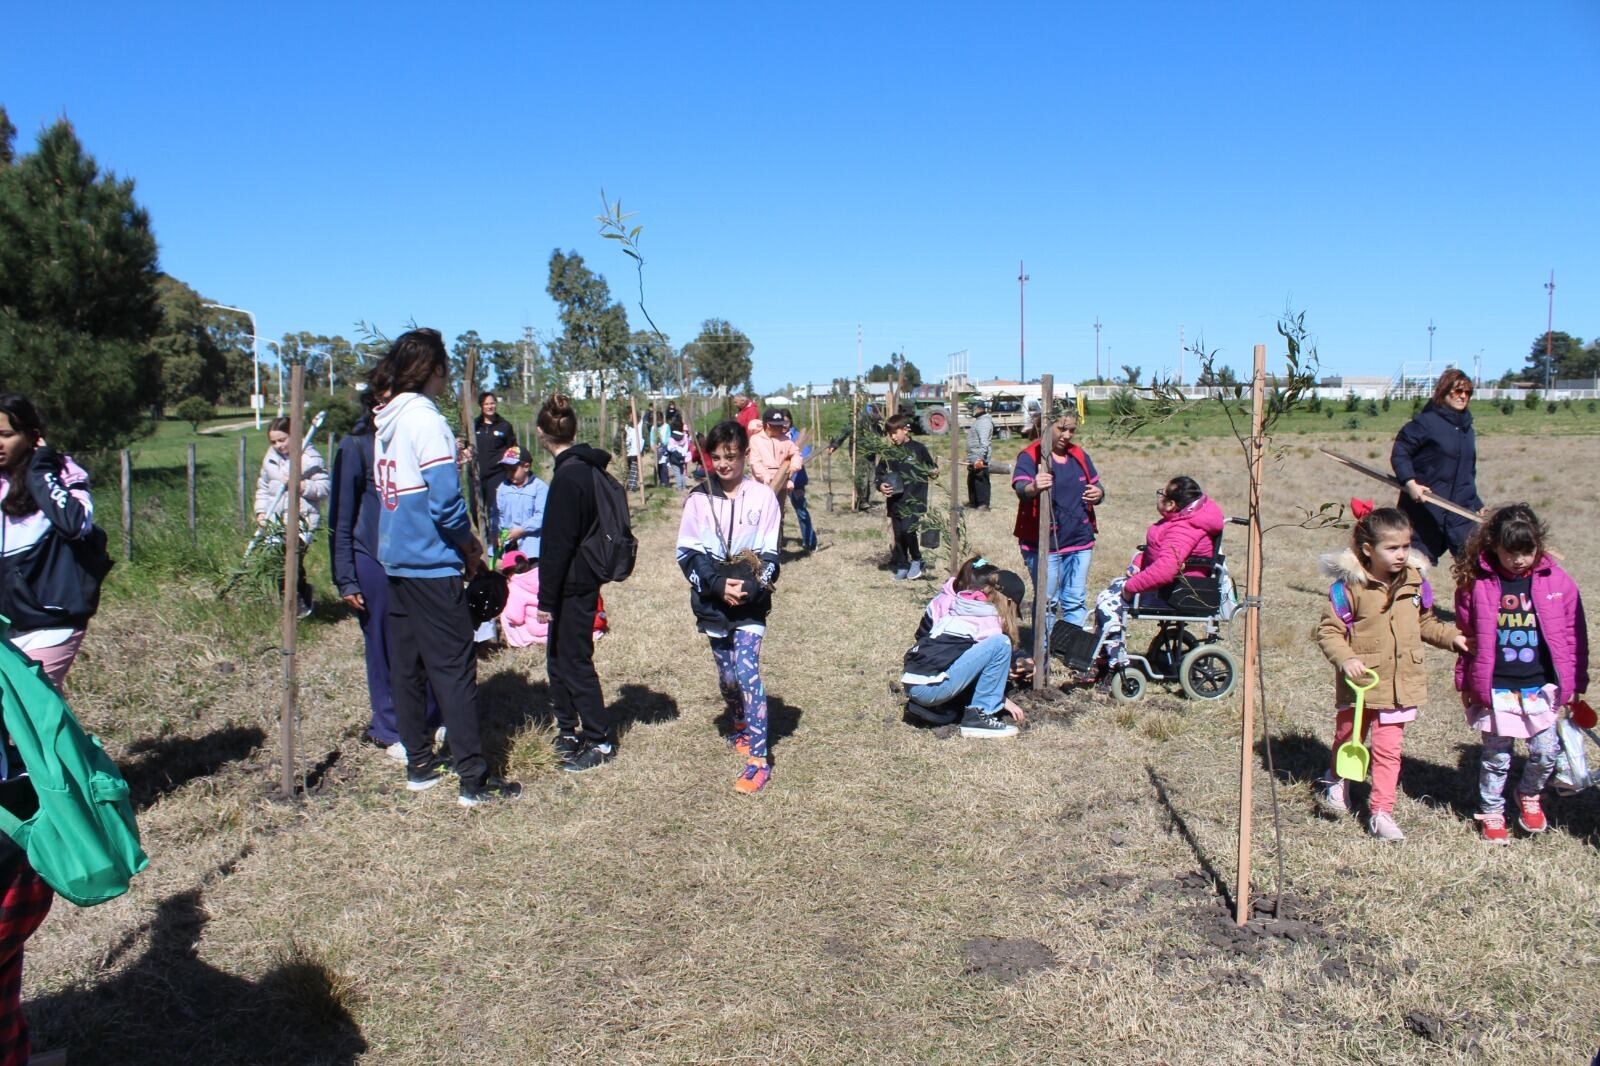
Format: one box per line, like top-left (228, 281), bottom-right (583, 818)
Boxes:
top-left (874, 413), bottom-right (936, 581)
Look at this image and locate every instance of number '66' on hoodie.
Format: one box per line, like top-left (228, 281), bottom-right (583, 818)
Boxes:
top-left (373, 392), bottom-right (473, 578)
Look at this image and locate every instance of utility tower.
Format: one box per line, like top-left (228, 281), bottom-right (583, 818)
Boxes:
top-left (521, 326), bottom-right (534, 404)
top-left (1093, 317), bottom-right (1102, 384)
top-left (1544, 270), bottom-right (1556, 390)
top-left (1018, 261), bottom-right (1029, 382)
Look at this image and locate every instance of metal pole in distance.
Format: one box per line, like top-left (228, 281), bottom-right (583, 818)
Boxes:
top-left (120, 450), bottom-right (133, 561)
top-left (629, 395), bottom-right (645, 509)
top-left (186, 443), bottom-right (197, 546)
top-left (280, 363), bottom-right (306, 803)
top-left (849, 384), bottom-right (859, 511)
top-left (1031, 374), bottom-right (1054, 691)
top-left (237, 435), bottom-right (248, 532)
top-left (948, 376), bottom-right (962, 576)
top-left (1234, 343), bottom-right (1268, 925)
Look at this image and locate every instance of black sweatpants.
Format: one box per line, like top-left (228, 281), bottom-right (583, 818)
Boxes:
top-left (967, 464), bottom-right (991, 509)
top-left (387, 575), bottom-right (488, 790)
top-left (546, 587), bottom-right (611, 745)
top-left (888, 501), bottom-right (922, 571)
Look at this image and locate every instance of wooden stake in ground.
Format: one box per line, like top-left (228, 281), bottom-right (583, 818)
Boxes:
top-left (281, 363), bottom-right (306, 803)
top-left (948, 385), bottom-right (962, 575)
top-left (1234, 343), bottom-right (1267, 925)
top-left (849, 386), bottom-right (859, 511)
top-left (459, 346), bottom-right (482, 542)
top-left (1032, 375), bottom-right (1055, 691)
top-left (186, 443), bottom-right (197, 546)
top-left (120, 449), bottom-right (132, 561)
top-left (629, 395), bottom-right (646, 509)
top-left (237, 435), bottom-right (248, 532)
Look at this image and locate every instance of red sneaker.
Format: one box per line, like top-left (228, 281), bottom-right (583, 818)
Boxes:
top-left (1515, 792), bottom-right (1546, 833)
top-left (1476, 812), bottom-right (1509, 845)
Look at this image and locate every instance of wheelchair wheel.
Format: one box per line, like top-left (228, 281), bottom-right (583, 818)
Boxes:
top-left (1145, 626), bottom-right (1197, 678)
top-left (1108, 667), bottom-right (1146, 703)
top-left (1179, 644), bottom-right (1238, 701)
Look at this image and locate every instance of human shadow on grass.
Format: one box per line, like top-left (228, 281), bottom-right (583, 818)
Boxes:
top-left (609, 683), bottom-right (680, 733)
top-left (477, 670), bottom-right (555, 771)
top-left (120, 724), bottom-right (268, 810)
top-left (30, 884), bottom-right (367, 1064)
top-left (710, 694), bottom-right (803, 756)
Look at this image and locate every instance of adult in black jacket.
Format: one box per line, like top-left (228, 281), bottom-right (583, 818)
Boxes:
top-left (473, 392), bottom-right (518, 538)
top-left (1390, 368), bottom-right (1483, 564)
top-left (329, 386), bottom-right (441, 756)
top-left (533, 395), bottom-right (614, 771)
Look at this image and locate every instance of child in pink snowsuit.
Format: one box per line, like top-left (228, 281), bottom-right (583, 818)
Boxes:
top-left (499, 551), bottom-right (607, 647)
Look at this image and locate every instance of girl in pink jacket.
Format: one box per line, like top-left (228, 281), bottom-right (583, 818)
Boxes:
top-left (499, 551), bottom-right (607, 648)
top-left (1451, 505), bottom-right (1588, 844)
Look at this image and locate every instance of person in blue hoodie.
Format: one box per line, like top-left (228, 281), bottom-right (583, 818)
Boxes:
top-left (328, 377), bottom-right (441, 760)
top-left (372, 329), bottom-right (520, 807)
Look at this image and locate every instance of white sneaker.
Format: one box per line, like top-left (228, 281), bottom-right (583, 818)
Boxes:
top-left (385, 742), bottom-right (406, 764)
top-left (1313, 778), bottom-right (1349, 817)
top-left (1367, 812), bottom-right (1405, 842)
top-left (435, 726), bottom-right (447, 746)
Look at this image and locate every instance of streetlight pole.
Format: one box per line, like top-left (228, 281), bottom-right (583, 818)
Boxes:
top-left (1017, 261), bottom-right (1030, 383)
top-left (1094, 316), bottom-right (1102, 384)
top-left (1428, 318), bottom-right (1435, 377)
top-left (203, 302), bottom-right (263, 429)
top-left (1544, 270), bottom-right (1556, 391)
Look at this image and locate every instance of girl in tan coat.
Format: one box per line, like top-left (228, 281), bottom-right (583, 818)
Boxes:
top-left (1313, 505), bottom-right (1466, 841)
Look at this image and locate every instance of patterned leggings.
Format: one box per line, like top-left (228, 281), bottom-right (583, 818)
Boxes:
top-left (709, 631), bottom-right (768, 758)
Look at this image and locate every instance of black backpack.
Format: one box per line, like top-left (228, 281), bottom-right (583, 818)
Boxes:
top-left (579, 466), bottom-right (638, 583)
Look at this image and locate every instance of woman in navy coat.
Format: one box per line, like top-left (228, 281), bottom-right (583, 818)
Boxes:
top-left (1389, 368), bottom-right (1483, 564)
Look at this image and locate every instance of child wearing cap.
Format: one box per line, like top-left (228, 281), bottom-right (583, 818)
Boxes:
top-left (900, 555), bottom-right (1031, 738)
top-left (494, 446), bottom-right (548, 560)
top-left (748, 408), bottom-right (802, 494)
top-left (499, 550), bottom-right (608, 647)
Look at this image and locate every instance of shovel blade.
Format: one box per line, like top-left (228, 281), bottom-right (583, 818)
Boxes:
top-left (1335, 742), bottom-right (1370, 783)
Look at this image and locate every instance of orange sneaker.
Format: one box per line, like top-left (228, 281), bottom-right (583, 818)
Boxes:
top-left (734, 757), bottom-right (770, 794)
top-left (730, 732), bottom-right (754, 757)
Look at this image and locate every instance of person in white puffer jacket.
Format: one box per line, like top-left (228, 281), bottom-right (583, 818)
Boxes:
top-left (254, 415), bottom-right (330, 615)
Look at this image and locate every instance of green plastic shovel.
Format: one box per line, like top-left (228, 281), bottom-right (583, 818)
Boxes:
top-left (1335, 669), bottom-right (1381, 782)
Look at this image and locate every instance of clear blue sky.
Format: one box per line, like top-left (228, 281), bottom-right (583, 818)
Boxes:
top-left (6, 3), bottom-right (1596, 389)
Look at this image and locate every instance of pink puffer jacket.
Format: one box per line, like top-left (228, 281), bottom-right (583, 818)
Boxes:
top-left (1123, 495), bottom-right (1226, 596)
top-left (1454, 554), bottom-right (1588, 708)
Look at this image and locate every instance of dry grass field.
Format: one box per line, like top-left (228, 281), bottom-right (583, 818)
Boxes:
top-left (21, 425), bottom-right (1600, 1065)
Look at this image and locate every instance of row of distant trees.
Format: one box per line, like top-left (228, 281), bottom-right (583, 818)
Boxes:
top-left (0, 106), bottom-right (763, 454)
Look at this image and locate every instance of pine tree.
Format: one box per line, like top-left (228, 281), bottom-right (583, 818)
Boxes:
top-left (0, 120), bottom-right (161, 452)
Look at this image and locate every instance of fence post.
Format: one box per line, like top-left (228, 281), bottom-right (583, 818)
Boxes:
top-left (948, 389), bottom-right (961, 575)
top-left (120, 449), bottom-right (133, 561)
top-left (281, 364), bottom-right (306, 803)
top-left (186, 443), bottom-right (197, 546)
top-left (237, 435), bottom-right (248, 532)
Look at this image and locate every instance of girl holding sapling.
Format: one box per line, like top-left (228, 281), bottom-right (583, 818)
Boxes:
top-left (1312, 503), bottom-right (1466, 842)
top-left (676, 420), bottom-right (782, 794)
top-left (1451, 504), bottom-right (1588, 844)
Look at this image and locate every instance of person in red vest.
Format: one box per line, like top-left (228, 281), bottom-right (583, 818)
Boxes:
top-left (1011, 407), bottom-right (1105, 639)
top-left (734, 395), bottom-right (762, 434)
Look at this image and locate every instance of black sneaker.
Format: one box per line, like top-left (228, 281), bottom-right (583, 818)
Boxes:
top-left (458, 777), bottom-right (524, 807)
top-left (959, 709), bottom-right (1019, 739)
top-left (406, 755), bottom-right (451, 792)
top-left (553, 732), bottom-right (581, 762)
top-left (563, 742), bottom-right (616, 773)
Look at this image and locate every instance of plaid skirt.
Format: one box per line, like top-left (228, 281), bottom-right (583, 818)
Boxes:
top-left (0, 855), bottom-right (52, 1066)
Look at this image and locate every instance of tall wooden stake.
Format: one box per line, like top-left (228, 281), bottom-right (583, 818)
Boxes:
top-left (186, 443), bottom-right (197, 546)
top-left (849, 386), bottom-right (859, 511)
top-left (1234, 343), bottom-right (1268, 925)
top-left (948, 385), bottom-right (962, 575)
top-left (237, 435), bottom-right (248, 532)
top-left (629, 396), bottom-right (646, 508)
top-left (459, 346), bottom-right (482, 542)
top-left (1031, 375), bottom-right (1055, 690)
top-left (119, 450), bottom-right (133, 561)
top-left (281, 364), bottom-right (306, 803)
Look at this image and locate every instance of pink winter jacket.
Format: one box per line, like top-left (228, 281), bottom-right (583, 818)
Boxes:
top-left (1454, 553), bottom-right (1588, 708)
top-left (1122, 495), bottom-right (1226, 596)
top-left (502, 568), bottom-right (608, 647)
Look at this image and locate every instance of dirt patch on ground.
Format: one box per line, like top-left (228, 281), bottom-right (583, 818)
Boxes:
top-left (961, 936), bottom-right (1061, 984)
top-left (1012, 683), bottom-right (1097, 725)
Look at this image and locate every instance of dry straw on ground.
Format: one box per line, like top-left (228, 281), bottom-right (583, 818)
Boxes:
top-left (23, 428), bottom-right (1600, 1064)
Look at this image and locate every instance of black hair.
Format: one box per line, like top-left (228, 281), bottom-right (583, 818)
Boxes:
top-left (1350, 507), bottom-right (1413, 571)
top-left (268, 416), bottom-right (292, 435)
top-left (379, 329), bottom-right (448, 396)
top-left (478, 391), bottom-right (496, 406)
top-left (703, 420), bottom-right (749, 455)
top-left (0, 393), bottom-right (45, 518)
top-left (884, 412), bottom-right (913, 434)
top-left (1164, 476), bottom-right (1203, 509)
top-left (1455, 504), bottom-right (1550, 586)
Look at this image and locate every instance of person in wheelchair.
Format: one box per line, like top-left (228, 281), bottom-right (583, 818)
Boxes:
top-left (1092, 476), bottom-right (1226, 666)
